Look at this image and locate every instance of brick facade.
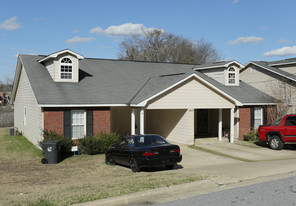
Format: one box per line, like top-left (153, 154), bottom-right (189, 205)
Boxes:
top-left (239, 107), bottom-right (250, 140)
top-left (93, 110), bottom-right (110, 134)
top-left (44, 111), bottom-right (64, 135)
top-left (43, 108), bottom-right (111, 137)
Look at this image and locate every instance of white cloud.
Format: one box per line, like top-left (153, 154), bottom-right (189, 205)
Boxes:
top-left (263, 46), bottom-right (296, 57)
top-left (228, 36), bottom-right (264, 45)
top-left (65, 36), bottom-right (95, 43)
top-left (0, 17), bottom-right (21, 31)
top-left (90, 23), bottom-right (164, 36)
top-left (233, 0), bottom-right (239, 3)
top-left (73, 30), bottom-right (79, 33)
top-left (278, 38), bottom-right (289, 43)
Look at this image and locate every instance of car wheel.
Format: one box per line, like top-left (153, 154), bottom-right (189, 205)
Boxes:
top-left (165, 164), bottom-right (175, 170)
top-left (130, 157), bottom-right (140, 173)
top-left (105, 154), bottom-right (115, 165)
top-left (269, 135), bottom-right (284, 150)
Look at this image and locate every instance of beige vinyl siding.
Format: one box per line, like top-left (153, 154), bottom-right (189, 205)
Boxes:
top-left (147, 77), bottom-right (234, 109)
top-left (240, 66), bottom-right (275, 96)
top-left (14, 66), bottom-right (43, 146)
top-left (111, 107), bottom-right (131, 136)
top-left (146, 109), bottom-right (194, 145)
top-left (202, 68), bottom-right (225, 84)
top-left (275, 65), bottom-right (296, 75)
top-left (44, 60), bottom-right (55, 80)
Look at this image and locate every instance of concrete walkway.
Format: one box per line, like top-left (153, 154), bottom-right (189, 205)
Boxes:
top-left (73, 139), bottom-right (296, 206)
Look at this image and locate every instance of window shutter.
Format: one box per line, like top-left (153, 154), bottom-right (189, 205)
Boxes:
top-left (250, 107), bottom-right (254, 130)
top-left (64, 111), bottom-right (71, 138)
top-left (263, 107), bottom-right (267, 125)
top-left (86, 110), bottom-right (93, 136)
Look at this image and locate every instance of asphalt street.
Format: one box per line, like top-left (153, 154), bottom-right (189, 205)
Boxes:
top-left (154, 175), bottom-right (296, 206)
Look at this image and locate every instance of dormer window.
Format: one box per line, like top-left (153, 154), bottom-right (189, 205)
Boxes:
top-left (60, 57), bottom-right (73, 79)
top-left (227, 67), bottom-right (236, 84)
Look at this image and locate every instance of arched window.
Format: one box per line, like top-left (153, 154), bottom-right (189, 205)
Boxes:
top-left (228, 67), bottom-right (236, 84)
top-left (60, 57), bottom-right (73, 79)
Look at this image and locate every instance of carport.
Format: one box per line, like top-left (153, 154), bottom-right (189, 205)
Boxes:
top-left (111, 74), bottom-right (241, 145)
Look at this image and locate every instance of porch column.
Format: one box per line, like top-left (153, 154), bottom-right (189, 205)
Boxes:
top-left (230, 108), bottom-right (234, 143)
top-left (218, 109), bottom-right (222, 141)
top-left (140, 108), bottom-right (145, 135)
top-left (131, 108), bottom-right (135, 135)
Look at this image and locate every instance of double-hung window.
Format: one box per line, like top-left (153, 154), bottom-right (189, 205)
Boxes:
top-left (71, 110), bottom-right (86, 139)
top-left (228, 67), bottom-right (236, 84)
top-left (254, 107), bottom-right (262, 129)
top-left (60, 57), bottom-right (73, 79)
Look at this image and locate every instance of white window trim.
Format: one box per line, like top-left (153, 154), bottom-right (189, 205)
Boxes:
top-left (227, 67), bottom-right (236, 85)
top-left (71, 110), bottom-right (86, 139)
top-left (24, 106), bottom-right (27, 126)
top-left (60, 57), bottom-right (73, 80)
top-left (254, 107), bottom-right (263, 129)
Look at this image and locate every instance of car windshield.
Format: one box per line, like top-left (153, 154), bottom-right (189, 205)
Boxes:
top-left (271, 116), bottom-right (283, 126)
top-left (134, 135), bottom-right (167, 147)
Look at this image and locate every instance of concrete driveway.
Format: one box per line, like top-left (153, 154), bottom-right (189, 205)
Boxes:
top-left (194, 137), bottom-right (296, 161)
top-left (170, 138), bottom-right (296, 182)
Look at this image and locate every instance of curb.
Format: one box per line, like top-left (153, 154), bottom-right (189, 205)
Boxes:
top-left (72, 179), bottom-right (216, 206)
top-left (72, 170), bottom-right (296, 206)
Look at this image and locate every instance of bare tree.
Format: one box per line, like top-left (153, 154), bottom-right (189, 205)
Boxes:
top-left (118, 29), bottom-right (221, 64)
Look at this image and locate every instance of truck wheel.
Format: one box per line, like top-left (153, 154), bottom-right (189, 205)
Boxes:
top-left (269, 135), bottom-right (284, 150)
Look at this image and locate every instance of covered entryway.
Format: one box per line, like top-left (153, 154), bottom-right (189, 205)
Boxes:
top-left (111, 74), bottom-right (241, 145)
top-left (195, 109), bottom-right (236, 142)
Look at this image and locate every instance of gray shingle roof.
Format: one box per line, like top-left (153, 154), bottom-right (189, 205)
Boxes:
top-left (250, 61), bottom-right (296, 82)
top-left (194, 71), bottom-right (274, 104)
top-left (19, 54), bottom-right (273, 106)
top-left (194, 61), bottom-right (232, 69)
top-left (268, 58), bottom-right (296, 66)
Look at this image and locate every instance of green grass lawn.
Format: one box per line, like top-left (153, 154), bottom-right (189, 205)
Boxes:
top-left (0, 128), bottom-right (204, 206)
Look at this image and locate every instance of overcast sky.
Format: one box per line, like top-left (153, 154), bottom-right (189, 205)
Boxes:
top-left (1, 0), bottom-right (296, 81)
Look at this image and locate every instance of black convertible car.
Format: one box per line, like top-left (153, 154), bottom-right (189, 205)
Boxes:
top-left (105, 134), bottom-right (182, 172)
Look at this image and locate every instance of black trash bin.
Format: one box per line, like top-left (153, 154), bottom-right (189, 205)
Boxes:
top-left (41, 140), bottom-right (61, 164)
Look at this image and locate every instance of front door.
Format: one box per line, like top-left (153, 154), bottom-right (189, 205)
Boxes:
top-left (197, 109), bottom-right (208, 136)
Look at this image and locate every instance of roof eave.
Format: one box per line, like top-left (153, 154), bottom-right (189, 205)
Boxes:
top-left (11, 56), bottom-right (23, 101)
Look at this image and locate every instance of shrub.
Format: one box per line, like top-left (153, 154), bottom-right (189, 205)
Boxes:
top-left (78, 132), bottom-right (121, 155)
top-left (97, 132), bottom-right (121, 153)
top-left (78, 135), bottom-right (100, 155)
top-left (42, 130), bottom-right (74, 158)
top-left (243, 130), bottom-right (259, 142)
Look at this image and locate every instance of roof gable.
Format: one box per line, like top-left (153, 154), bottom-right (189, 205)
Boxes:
top-left (244, 61), bottom-right (296, 82)
top-left (38, 49), bottom-right (84, 63)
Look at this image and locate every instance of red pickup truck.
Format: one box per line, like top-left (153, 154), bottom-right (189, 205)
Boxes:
top-left (258, 114), bottom-right (296, 150)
